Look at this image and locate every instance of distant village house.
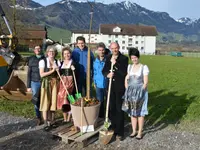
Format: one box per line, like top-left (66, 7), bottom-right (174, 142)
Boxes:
top-left (17, 26), bottom-right (47, 49)
top-left (71, 24), bottom-right (158, 54)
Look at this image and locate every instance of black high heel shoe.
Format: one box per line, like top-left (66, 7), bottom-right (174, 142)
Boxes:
top-left (129, 133), bottom-right (137, 138)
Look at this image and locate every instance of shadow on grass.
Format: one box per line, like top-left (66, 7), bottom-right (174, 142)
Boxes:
top-left (144, 90), bottom-right (195, 134)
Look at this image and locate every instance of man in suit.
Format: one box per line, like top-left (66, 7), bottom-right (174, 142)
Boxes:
top-left (102, 42), bottom-right (128, 140)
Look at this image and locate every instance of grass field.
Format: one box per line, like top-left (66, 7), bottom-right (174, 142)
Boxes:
top-left (1, 55), bottom-right (200, 130)
top-left (19, 52), bottom-right (34, 56)
top-left (141, 56), bottom-right (200, 129)
top-left (46, 26), bottom-right (71, 43)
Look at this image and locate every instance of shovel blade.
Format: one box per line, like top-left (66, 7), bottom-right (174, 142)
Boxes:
top-left (75, 93), bottom-right (82, 99)
top-left (99, 130), bottom-right (114, 145)
top-left (68, 95), bottom-right (75, 104)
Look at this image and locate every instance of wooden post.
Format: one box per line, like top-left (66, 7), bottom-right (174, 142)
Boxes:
top-left (12, 0), bottom-right (16, 36)
top-left (60, 38), bottom-right (63, 61)
top-left (86, 3), bottom-right (94, 99)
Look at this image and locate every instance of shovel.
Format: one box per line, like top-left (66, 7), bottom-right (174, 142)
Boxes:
top-left (72, 69), bottom-right (82, 99)
top-left (56, 70), bottom-right (75, 104)
top-left (99, 61), bottom-right (114, 145)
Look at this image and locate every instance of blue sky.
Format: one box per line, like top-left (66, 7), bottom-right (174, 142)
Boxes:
top-left (34, 0), bottom-right (200, 19)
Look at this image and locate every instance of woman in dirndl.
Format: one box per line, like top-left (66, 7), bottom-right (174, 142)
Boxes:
top-left (39, 46), bottom-right (60, 131)
top-left (57, 47), bottom-right (75, 124)
top-left (122, 48), bottom-right (149, 140)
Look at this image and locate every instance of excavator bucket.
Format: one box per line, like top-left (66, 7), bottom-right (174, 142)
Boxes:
top-left (0, 56), bottom-right (32, 101)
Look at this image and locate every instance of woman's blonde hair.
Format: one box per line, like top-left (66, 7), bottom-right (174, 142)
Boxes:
top-left (45, 45), bottom-right (58, 57)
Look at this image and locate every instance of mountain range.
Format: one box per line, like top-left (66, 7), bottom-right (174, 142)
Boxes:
top-left (1, 0), bottom-right (200, 43)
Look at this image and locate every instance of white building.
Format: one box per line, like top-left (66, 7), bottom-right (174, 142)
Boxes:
top-left (71, 30), bottom-right (101, 44)
top-left (71, 24), bottom-right (158, 54)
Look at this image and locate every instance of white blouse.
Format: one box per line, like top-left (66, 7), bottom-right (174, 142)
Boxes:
top-left (39, 57), bottom-right (61, 69)
top-left (127, 64), bottom-right (149, 76)
top-left (61, 60), bottom-right (72, 69)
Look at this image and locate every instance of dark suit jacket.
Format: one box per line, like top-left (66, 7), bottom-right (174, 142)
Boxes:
top-left (102, 52), bottom-right (128, 92)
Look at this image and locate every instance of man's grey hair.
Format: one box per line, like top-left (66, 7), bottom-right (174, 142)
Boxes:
top-left (110, 42), bottom-right (120, 48)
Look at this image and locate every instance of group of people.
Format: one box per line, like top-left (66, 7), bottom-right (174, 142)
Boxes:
top-left (27, 36), bottom-right (149, 140)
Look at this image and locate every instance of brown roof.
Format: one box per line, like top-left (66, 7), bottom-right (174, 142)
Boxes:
top-left (100, 24), bottom-right (158, 36)
top-left (16, 25), bottom-right (46, 39)
top-left (0, 25), bottom-right (47, 40)
top-left (71, 30), bottom-right (98, 34)
top-left (18, 30), bottom-right (46, 39)
top-left (23, 25), bottom-right (46, 31)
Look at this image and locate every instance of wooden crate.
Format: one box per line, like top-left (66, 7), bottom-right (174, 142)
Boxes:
top-left (51, 119), bottom-right (104, 148)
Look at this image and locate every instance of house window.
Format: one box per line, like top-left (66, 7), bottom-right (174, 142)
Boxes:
top-left (141, 47), bottom-right (144, 50)
top-left (108, 40), bottom-right (111, 43)
top-left (115, 40), bottom-right (118, 43)
top-left (115, 35), bottom-right (118, 38)
top-left (122, 41), bottom-right (125, 44)
top-left (141, 41), bottom-right (144, 44)
top-left (128, 38), bottom-right (132, 43)
top-left (135, 41), bottom-right (138, 44)
top-left (122, 46), bottom-right (125, 50)
top-left (128, 44), bottom-right (132, 47)
top-left (113, 26), bottom-right (121, 33)
top-left (109, 35), bottom-right (111, 38)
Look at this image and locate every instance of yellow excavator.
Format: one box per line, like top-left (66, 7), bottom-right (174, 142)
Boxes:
top-left (0, 4), bottom-right (31, 100)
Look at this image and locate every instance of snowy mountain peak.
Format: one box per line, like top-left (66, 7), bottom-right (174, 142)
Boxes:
top-left (58, 0), bottom-right (86, 4)
top-left (122, 0), bottom-right (137, 9)
top-left (16, 0), bottom-right (42, 8)
top-left (176, 17), bottom-right (197, 25)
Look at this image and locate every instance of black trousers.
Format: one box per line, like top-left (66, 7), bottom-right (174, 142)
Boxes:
top-left (109, 88), bottom-right (125, 137)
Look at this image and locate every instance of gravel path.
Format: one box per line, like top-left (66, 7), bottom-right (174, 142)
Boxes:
top-left (0, 112), bottom-right (200, 150)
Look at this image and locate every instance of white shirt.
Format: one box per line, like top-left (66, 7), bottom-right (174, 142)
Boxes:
top-left (61, 59), bottom-right (72, 69)
top-left (39, 57), bottom-right (61, 69)
top-left (127, 64), bottom-right (149, 76)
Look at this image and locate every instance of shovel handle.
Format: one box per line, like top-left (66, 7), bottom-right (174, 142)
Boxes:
top-left (72, 70), bottom-right (79, 94)
top-left (56, 70), bottom-right (70, 95)
top-left (105, 62), bottom-right (114, 123)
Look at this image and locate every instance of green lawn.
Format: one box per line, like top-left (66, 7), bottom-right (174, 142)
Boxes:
top-left (1, 55), bottom-right (200, 130)
top-left (19, 52), bottom-right (34, 56)
top-left (140, 55), bottom-right (200, 129)
top-left (46, 26), bottom-right (71, 43)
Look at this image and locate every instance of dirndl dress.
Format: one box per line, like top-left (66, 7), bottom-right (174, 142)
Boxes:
top-left (122, 65), bottom-right (148, 117)
top-left (57, 68), bottom-right (74, 110)
top-left (40, 71), bottom-right (58, 112)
